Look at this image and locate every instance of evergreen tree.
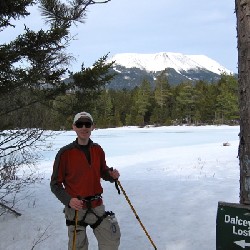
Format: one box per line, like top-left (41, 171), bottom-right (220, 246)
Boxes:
top-left (135, 79), bottom-right (152, 126)
top-left (62, 54), bottom-right (115, 124)
top-left (0, 0), bottom-right (112, 215)
top-left (175, 82), bottom-right (195, 124)
top-left (110, 89), bottom-right (135, 126)
top-left (215, 74), bottom-right (239, 123)
top-left (193, 80), bottom-right (211, 124)
top-left (152, 71), bottom-right (172, 124)
top-left (94, 89), bottom-right (113, 127)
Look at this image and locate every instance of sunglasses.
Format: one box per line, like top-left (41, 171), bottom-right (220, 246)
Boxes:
top-left (75, 121), bottom-right (92, 128)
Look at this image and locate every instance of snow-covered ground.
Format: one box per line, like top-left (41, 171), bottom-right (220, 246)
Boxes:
top-left (0, 125), bottom-right (240, 250)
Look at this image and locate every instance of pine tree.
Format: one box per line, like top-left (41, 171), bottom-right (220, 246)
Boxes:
top-left (0, 0), bottom-right (112, 216)
top-left (175, 82), bottom-right (195, 124)
top-left (153, 71), bottom-right (172, 124)
top-left (135, 79), bottom-right (152, 126)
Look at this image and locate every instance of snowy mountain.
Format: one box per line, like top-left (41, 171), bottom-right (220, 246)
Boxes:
top-left (106, 52), bottom-right (234, 89)
top-left (108, 52), bottom-right (232, 75)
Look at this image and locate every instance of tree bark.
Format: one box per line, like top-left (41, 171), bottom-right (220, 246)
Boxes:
top-left (236, 0), bottom-right (250, 204)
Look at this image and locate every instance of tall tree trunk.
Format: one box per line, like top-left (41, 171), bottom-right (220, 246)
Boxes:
top-left (236, 0), bottom-right (250, 204)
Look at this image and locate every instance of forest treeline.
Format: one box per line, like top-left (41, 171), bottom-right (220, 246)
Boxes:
top-left (3, 71), bottom-right (239, 130)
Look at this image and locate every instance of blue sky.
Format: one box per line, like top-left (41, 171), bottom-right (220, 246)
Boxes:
top-left (1, 0), bottom-right (237, 73)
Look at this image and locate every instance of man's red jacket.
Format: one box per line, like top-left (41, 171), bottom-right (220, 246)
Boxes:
top-left (50, 139), bottom-right (114, 206)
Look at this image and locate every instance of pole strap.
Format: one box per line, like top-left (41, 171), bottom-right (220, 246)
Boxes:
top-left (115, 180), bottom-right (120, 194)
top-left (116, 180), bottom-right (157, 250)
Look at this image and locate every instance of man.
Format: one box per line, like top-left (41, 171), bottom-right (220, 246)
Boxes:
top-left (50, 111), bottom-right (121, 250)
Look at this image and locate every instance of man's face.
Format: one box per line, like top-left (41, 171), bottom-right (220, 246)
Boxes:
top-left (72, 118), bottom-right (94, 143)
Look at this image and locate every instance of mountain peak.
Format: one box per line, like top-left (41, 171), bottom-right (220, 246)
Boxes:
top-left (108, 52), bottom-right (232, 75)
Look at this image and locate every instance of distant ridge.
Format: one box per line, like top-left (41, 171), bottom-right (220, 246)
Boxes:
top-left (108, 52), bottom-right (232, 75)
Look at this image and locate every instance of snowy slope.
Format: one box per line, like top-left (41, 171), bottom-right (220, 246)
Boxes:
top-left (108, 52), bottom-right (232, 75)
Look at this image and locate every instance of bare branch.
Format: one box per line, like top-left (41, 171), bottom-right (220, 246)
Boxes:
top-left (0, 202), bottom-right (21, 216)
top-left (31, 224), bottom-right (52, 250)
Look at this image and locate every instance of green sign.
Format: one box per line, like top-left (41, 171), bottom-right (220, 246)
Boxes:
top-left (217, 201), bottom-right (250, 249)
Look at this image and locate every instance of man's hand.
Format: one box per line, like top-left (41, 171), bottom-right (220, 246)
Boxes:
top-left (109, 168), bottom-right (120, 180)
top-left (69, 198), bottom-right (83, 210)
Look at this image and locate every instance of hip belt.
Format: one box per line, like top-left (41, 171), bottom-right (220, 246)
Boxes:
top-left (77, 194), bottom-right (102, 209)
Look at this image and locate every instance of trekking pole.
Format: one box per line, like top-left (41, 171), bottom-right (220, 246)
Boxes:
top-left (72, 210), bottom-right (78, 250)
top-left (116, 180), bottom-right (157, 250)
